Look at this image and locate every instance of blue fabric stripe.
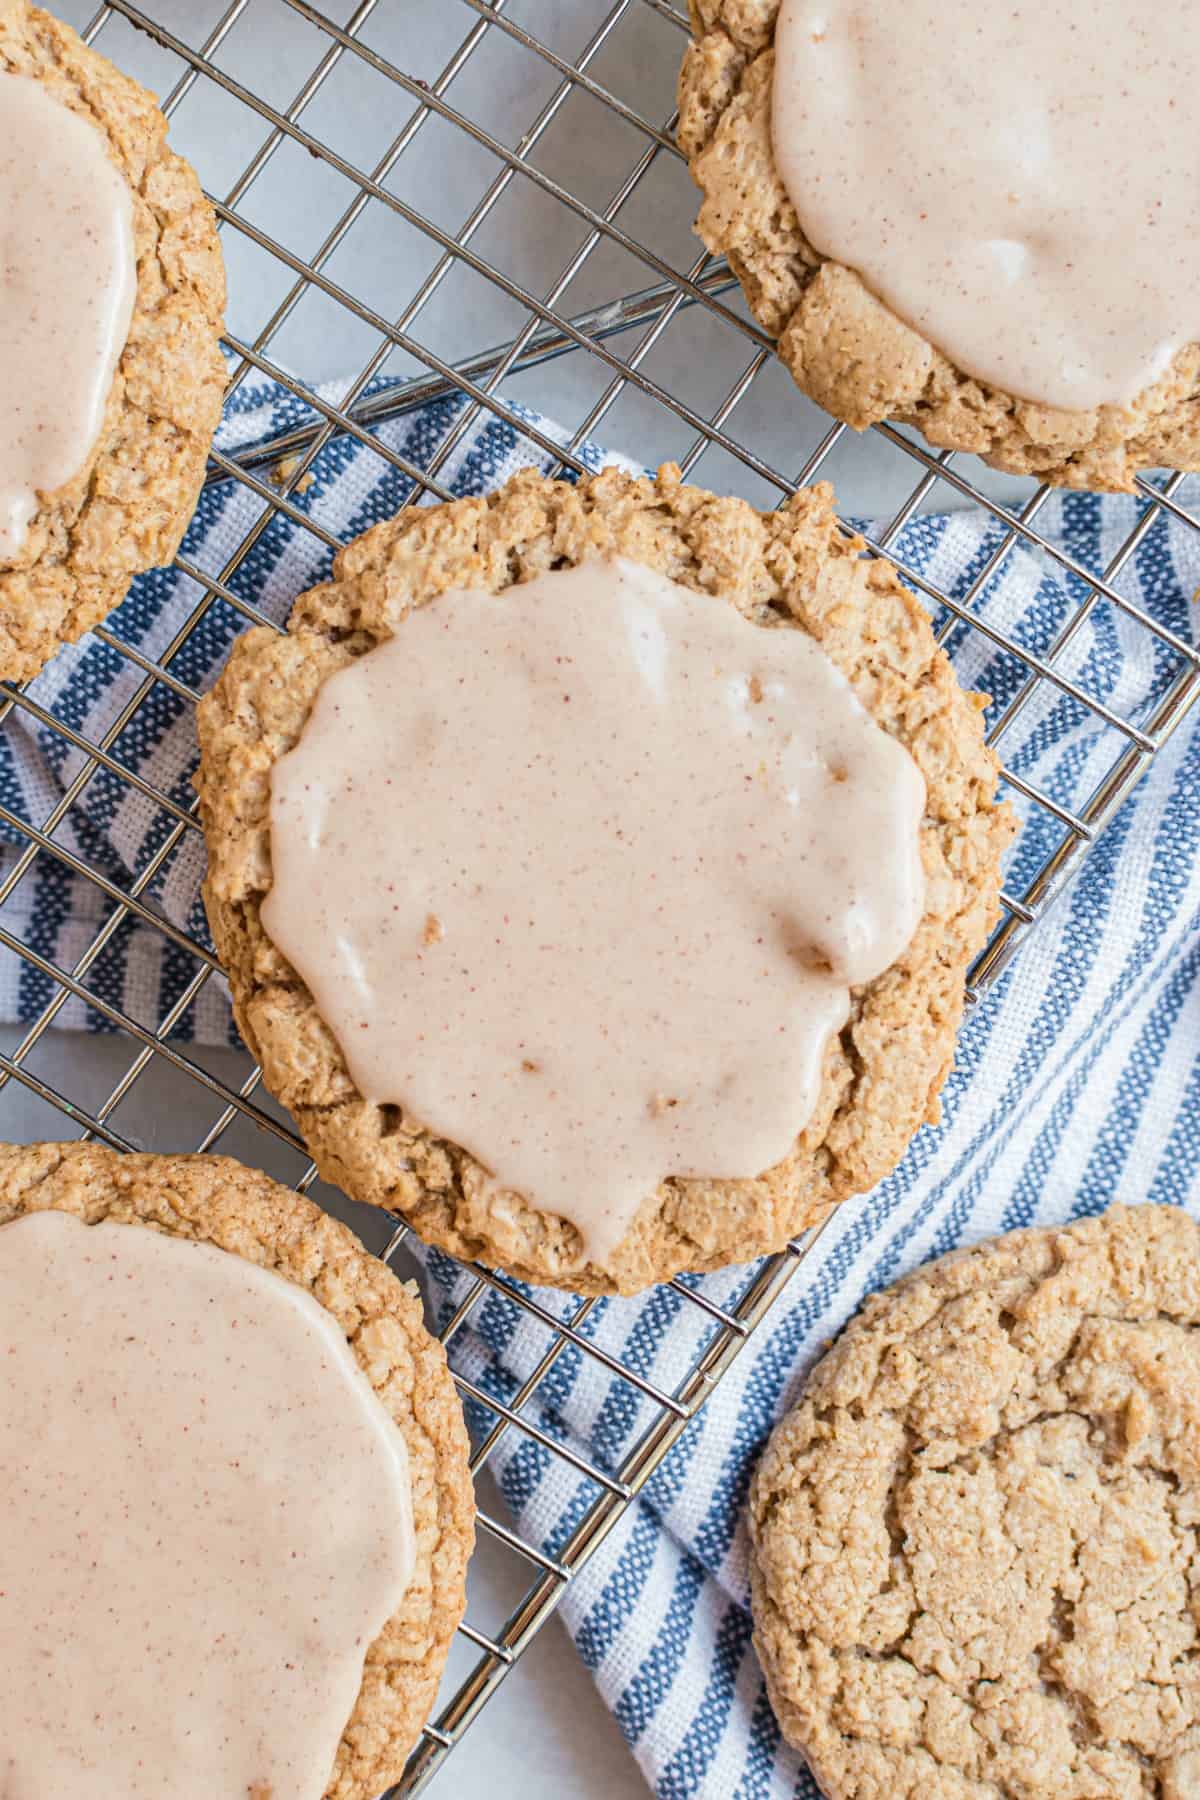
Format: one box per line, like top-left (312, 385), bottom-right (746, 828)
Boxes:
top-left (656, 1594), bottom-right (754, 1797)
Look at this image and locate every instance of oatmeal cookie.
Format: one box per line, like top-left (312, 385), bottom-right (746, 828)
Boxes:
top-left (0, 2), bottom-right (226, 681)
top-left (196, 463), bottom-right (1012, 1295)
top-left (677, 0), bottom-right (1200, 490)
top-left (0, 1140), bottom-right (473, 1800)
top-left (749, 1203), bottom-right (1200, 1799)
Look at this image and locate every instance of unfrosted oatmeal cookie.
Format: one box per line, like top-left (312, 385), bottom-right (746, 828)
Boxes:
top-left (0, 2), bottom-right (225, 681)
top-left (677, 0), bottom-right (1200, 490)
top-left (749, 1203), bottom-right (1200, 1799)
top-left (195, 463), bottom-right (1012, 1295)
top-left (0, 1140), bottom-right (473, 1799)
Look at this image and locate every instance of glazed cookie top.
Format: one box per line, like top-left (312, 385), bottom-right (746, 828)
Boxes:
top-left (0, 70), bottom-right (135, 559)
top-left (678, 0), bottom-right (1200, 489)
top-left (771, 1), bottom-right (1200, 416)
top-left (749, 1204), bottom-right (1200, 1799)
top-left (259, 554), bottom-right (927, 1274)
top-left (197, 465), bottom-right (1012, 1295)
top-left (0, 2), bottom-right (226, 681)
top-left (0, 1142), bottom-right (473, 1800)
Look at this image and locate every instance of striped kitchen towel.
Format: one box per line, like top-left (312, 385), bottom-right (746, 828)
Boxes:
top-left (1, 378), bottom-right (1199, 1797)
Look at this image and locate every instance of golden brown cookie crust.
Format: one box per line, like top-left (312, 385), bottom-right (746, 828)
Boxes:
top-left (0, 2), bottom-right (226, 682)
top-left (749, 1204), bottom-right (1200, 1799)
top-left (0, 1140), bottom-right (474, 1800)
top-left (196, 463), bottom-right (1012, 1296)
top-left (678, 0), bottom-right (1200, 491)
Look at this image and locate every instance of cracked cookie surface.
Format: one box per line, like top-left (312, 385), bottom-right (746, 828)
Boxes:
top-left (0, 1), bottom-right (226, 681)
top-left (749, 1203), bottom-right (1200, 1799)
top-left (196, 464), bottom-right (1011, 1295)
top-left (0, 1140), bottom-right (474, 1800)
top-left (677, 0), bottom-right (1200, 490)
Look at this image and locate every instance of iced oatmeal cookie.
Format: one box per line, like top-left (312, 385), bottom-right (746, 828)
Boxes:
top-left (0, 1140), bottom-right (473, 1798)
top-left (0, 2), bottom-right (225, 681)
top-left (196, 464), bottom-right (1011, 1295)
top-left (678, 0), bottom-right (1200, 490)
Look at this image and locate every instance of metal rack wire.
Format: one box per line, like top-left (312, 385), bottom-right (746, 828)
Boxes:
top-left (2, 1), bottom-right (1199, 1793)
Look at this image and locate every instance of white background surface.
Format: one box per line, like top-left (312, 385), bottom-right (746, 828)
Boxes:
top-left (8, 1), bottom-right (1039, 1793)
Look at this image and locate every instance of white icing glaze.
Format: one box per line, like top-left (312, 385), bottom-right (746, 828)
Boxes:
top-left (0, 1209), bottom-right (415, 1798)
top-left (264, 557), bottom-right (925, 1270)
top-left (773, 1), bottom-right (1199, 410)
top-left (0, 73), bottom-right (136, 558)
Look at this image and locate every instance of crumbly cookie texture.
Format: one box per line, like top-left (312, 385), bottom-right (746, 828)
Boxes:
top-left (196, 463), bottom-right (1013, 1296)
top-left (0, 1140), bottom-right (473, 1800)
top-left (749, 1204), bottom-right (1200, 1800)
top-left (677, 0), bottom-right (1200, 491)
top-left (0, 2), bottom-right (226, 682)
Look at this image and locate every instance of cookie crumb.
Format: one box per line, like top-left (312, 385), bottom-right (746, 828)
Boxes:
top-left (422, 913), bottom-right (444, 946)
top-left (272, 454), bottom-right (315, 495)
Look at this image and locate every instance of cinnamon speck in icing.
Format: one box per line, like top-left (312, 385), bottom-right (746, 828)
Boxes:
top-left (0, 1210), bottom-right (415, 1798)
top-left (0, 72), bottom-right (136, 559)
top-left (263, 558), bottom-right (926, 1271)
top-left (773, 1), bottom-right (1200, 411)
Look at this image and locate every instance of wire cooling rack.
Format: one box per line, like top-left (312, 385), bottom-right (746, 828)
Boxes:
top-left (3, 1), bottom-right (1200, 1793)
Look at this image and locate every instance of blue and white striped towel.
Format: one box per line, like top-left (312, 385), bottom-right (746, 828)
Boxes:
top-left (2, 380), bottom-right (1199, 1798)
